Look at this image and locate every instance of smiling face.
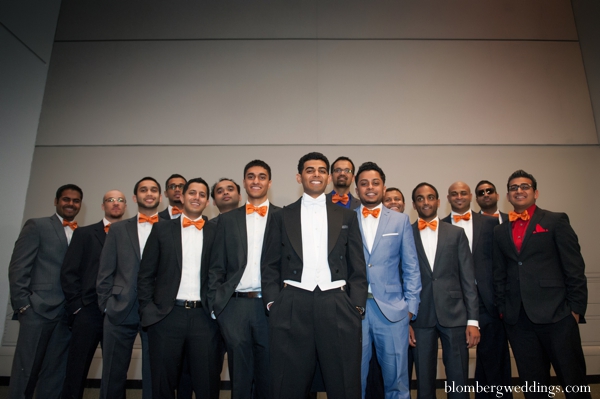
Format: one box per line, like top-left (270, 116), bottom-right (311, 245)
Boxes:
top-left (164, 177), bottom-right (186, 207)
top-left (355, 170), bottom-right (385, 208)
top-left (134, 180), bottom-right (161, 211)
top-left (243, 166), bottom-right (271, 204)
top-left (447, 182), bottom-right (472, 214)
top-left (181, 182), bottom-right (209, 219)
top-left (54, 189), bottom-right (82, 221)
top-left (297, 159), bottom-right (330, 198)
top-left (507, 177), bottom-right (538, 213)
top-left (413, 185), bottom-right (440, 222)
top-left (383, 189), bottom-right (405, 213)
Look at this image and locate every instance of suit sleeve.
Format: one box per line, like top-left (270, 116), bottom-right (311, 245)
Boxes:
top-left (261, 210), bottom-right (283, 308)
top-left (8, 219), bottom-right (40, 311)
top-left (555, 213), bottom-right (588, 317)
top-left (97, 228), bottom-right (118, 312)
top-left (61, 228), bottom-right (85, 313)
top-left (138, 224), bottom-right (161, 315)
top-left (400, 216), bottom-right (421, 318)
top-left (207, 217), bottom-right (226, 315)
top-left (457, 229), bottom-right (478, 321)
top-left (345, 211), bottom-right (368, 308)
top-left (492, 225), bottom-right (507, 317)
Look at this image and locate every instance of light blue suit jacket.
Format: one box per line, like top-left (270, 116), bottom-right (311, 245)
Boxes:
top-left (356, 206), bottom-right (421, 322)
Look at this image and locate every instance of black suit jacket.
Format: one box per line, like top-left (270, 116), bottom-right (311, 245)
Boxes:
top-left (261, 198), bottom-right (367, 309)
top-left (138, 217), bottom-right (216, 327)
top-left (326, 191), bottom-right (361, 210)
top-left (207, 204), bottom-right (281, 316)
top-left (61, 220), bottom-right (106, 314)
top-left (442, 212), bottom-right (498, 317)
top-left (411, 220), bottom-right (478, 328)
top-left (493, 207), bottom-right (587, 325)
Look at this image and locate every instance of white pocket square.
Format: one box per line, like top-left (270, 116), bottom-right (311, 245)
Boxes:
top-left (382, 233), bottom-right (399, 236)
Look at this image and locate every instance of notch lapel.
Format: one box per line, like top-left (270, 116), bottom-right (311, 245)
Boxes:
top-left (370, 207), bottom-right (390, 255)
top-left (171, 219), bottom-right (183, 270)
top-left (432, 222), bottom-right (447, 277)
top-left (519, 208), bottom-right (544, 254)
top-left (50, 214), bottom-right (69, 249)
top-left (236, 207), bottom-right (249, 263)
top-left (412, 223), bottom-right (433, 276)
top-left (327, 202), bottom-right (343, 255)
top-left (126, 217), bottom-right (141, 260)
top-left (471, 212), bottom-right (481, 253)
top-left (356, 208), bottom-right (369, 255)
top-left (94, 221), bottom-right (106, 246)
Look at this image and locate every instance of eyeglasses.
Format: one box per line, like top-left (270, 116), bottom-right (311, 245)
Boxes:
top-left (104, 197), bottom-right (126, 203)
top-left (476, 188), bottom-right (496, 197)
top-left (167, 184), bottom-right (185, 190)
top-left (508, 183), bottom-right (533, 192)
top-left (333, 168), bottom-right (353, 174)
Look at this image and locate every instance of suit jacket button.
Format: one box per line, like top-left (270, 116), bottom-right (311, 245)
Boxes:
top-left (287, 255), bottom-right (291, 260)
top-left (340, 256), bottom-right (343, 259)
top-left (293, 270), bottom-right (297, 275)
top-left (335, 269), bottom-right (339, 273)
top-left (368, 264), bottom-right (372, 268)
top-left (518, 262), bottom-right (522, 266)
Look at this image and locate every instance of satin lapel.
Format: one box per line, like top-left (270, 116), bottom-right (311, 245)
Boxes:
top-left (505, 218), bottom-right (519, 257)
top-left (235, 207), bottom-right (249, 263)
top-left (471, 212), bottom-right (481, 253)
top-left (327, 202), bottom-right (343, 255)
top-left (370, 207), bottom-right (390, 254)
top-left (50, 214), bottom-right (69, 249)
top-left (412, 223), bottom-right (432, 276)
top-left (93, 221), bottom-right (106, 246)
top-left (519, 208), bottom-right (544, 254)
top-left (125, 217), bottom-right (141, 260)
top-left (171, 219), bottom-right (182, 270)
top-left (283, 199), bottom-right (303, 261)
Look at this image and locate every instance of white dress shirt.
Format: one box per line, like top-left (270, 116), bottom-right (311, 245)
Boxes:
top-left (168, 205), bottom-right (182, 219)
top-left (284, 193), bottom-right (345, 291)
top-left (418, 217), bottom-right (439, 271)
top-left (450, 210), bottom-right (473, 251)
top-left (176, 215), bottom-right (203, 300)
top-left (137, 213), bottom-right (156, 258)
top-left (237, 200), bottom-right (270, 292)
top-left (55, 213), bottom-right (74, 245)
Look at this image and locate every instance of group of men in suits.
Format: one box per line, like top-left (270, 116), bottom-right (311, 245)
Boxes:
top-left (7, 153), bottom-right (591, 399)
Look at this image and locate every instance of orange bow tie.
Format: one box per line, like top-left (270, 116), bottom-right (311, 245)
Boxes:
top-left (509, 210), bottom-right (530, 222)
top-left (418, 219), bottom-right (438, 231)
top-left (362, 207), bottom-right (381, 218)
top-left (104, 223), bottom-right (111, 233)
top-left (63, 220), bottom-right (78, 230)
top-left (139, 214), bottom-right (159, 225)
top-left (331, 193), bottom-right (349, 205)
top-left (171, 207), bottom-right (182, 216)
top-left (246, 204), bottom-right (268, 217)
top-left (183, 217), bottom-right (205, 230)
top-left (453, 213), bottom-right (471, 223)
top-left (483, 212), bottom-right (499, 218)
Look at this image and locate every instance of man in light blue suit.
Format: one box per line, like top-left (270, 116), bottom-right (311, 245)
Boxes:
top-left (354, 162), bottom-right (421, 399)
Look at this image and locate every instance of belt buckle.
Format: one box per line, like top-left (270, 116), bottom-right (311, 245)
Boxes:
top-left (185, 300), bottom-right (192, 309)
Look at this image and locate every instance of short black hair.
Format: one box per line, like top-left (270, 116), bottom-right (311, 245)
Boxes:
top-left (165, 174), bottom-right (187, 189)
top-left (475, 180), bottom-right (496, 192)
top-left (210, 178), bottom-right (240, 200)
top-left (244, 160), bottom-right (272, 180)
top-left (297, 152), bottom-right (330, 174)
top-left (331, 156), bottom-right (356, 175)
top-left (56, 184), bottom-right (83, 201)
top-left (355, 161), bottom-right (386, 185)
top-left (412, 182), bottom-right (439, 202)
top-left (134, 177), bottom-right (161, 195)
top-left (385, 187), bottom-right (405, 202)
top-left (183, 177), bottom-right (210, 197)
top-left (507, 170), bottom-right (537, 190)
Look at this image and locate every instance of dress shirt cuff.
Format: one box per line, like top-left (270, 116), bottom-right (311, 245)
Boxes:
top-left (467, 319), bottom-right (479, 328)
top-left (407, 301), bottom-right (419, 319)
top-left (211, 311), bottom-right (216, 320)
top-left (267, 301), bottom-right (274, 311)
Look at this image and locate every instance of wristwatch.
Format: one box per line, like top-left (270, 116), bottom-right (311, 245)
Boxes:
top-left (19, 305), bottom-right (30, 314)
top-left (356, 306), bottom-right (365, 316)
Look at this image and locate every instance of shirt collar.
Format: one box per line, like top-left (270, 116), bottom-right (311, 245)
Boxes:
top-left (302, 193), bottom-right (326, 206)
top-left (451, 209), bottom-right (472, 217)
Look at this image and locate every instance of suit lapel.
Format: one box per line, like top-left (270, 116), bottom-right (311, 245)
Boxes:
top-left (504, 218), bottom-right (519, 256)
top-left (50, 214), bottom-right (69, 248)
top-left (412, 223), bottom-right (432, 276)
top-left (236, 207), bottom-right (249, 263)
top-left (126, 216), bottom-right (141, 260)
top-left (284, 199), bottom-right (303, 261)
top-left (471, 212), bottom-right (481, 253)
top-left (370, 207), bottom-right (390, 255)
top-left (170, 219), bottom-right (183, 270)
top-left (356, 208), bottom-right (369, 255)
top-left (93, 221), bottom-right (106, 246)
top-left (432, 222), bottom-right (447, 276)
top-left (327, 202), bottom-right (343, 255)
top-left (519, 208), bottom-right (544, 254)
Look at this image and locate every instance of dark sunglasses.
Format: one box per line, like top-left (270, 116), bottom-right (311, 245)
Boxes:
top-left (476, 188), bottom-right (496, 197)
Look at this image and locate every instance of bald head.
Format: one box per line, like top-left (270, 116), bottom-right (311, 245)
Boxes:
top-left (102, 190), bottom-right (127, 222)
top-left (447, 181), bottom-right (472, 214)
